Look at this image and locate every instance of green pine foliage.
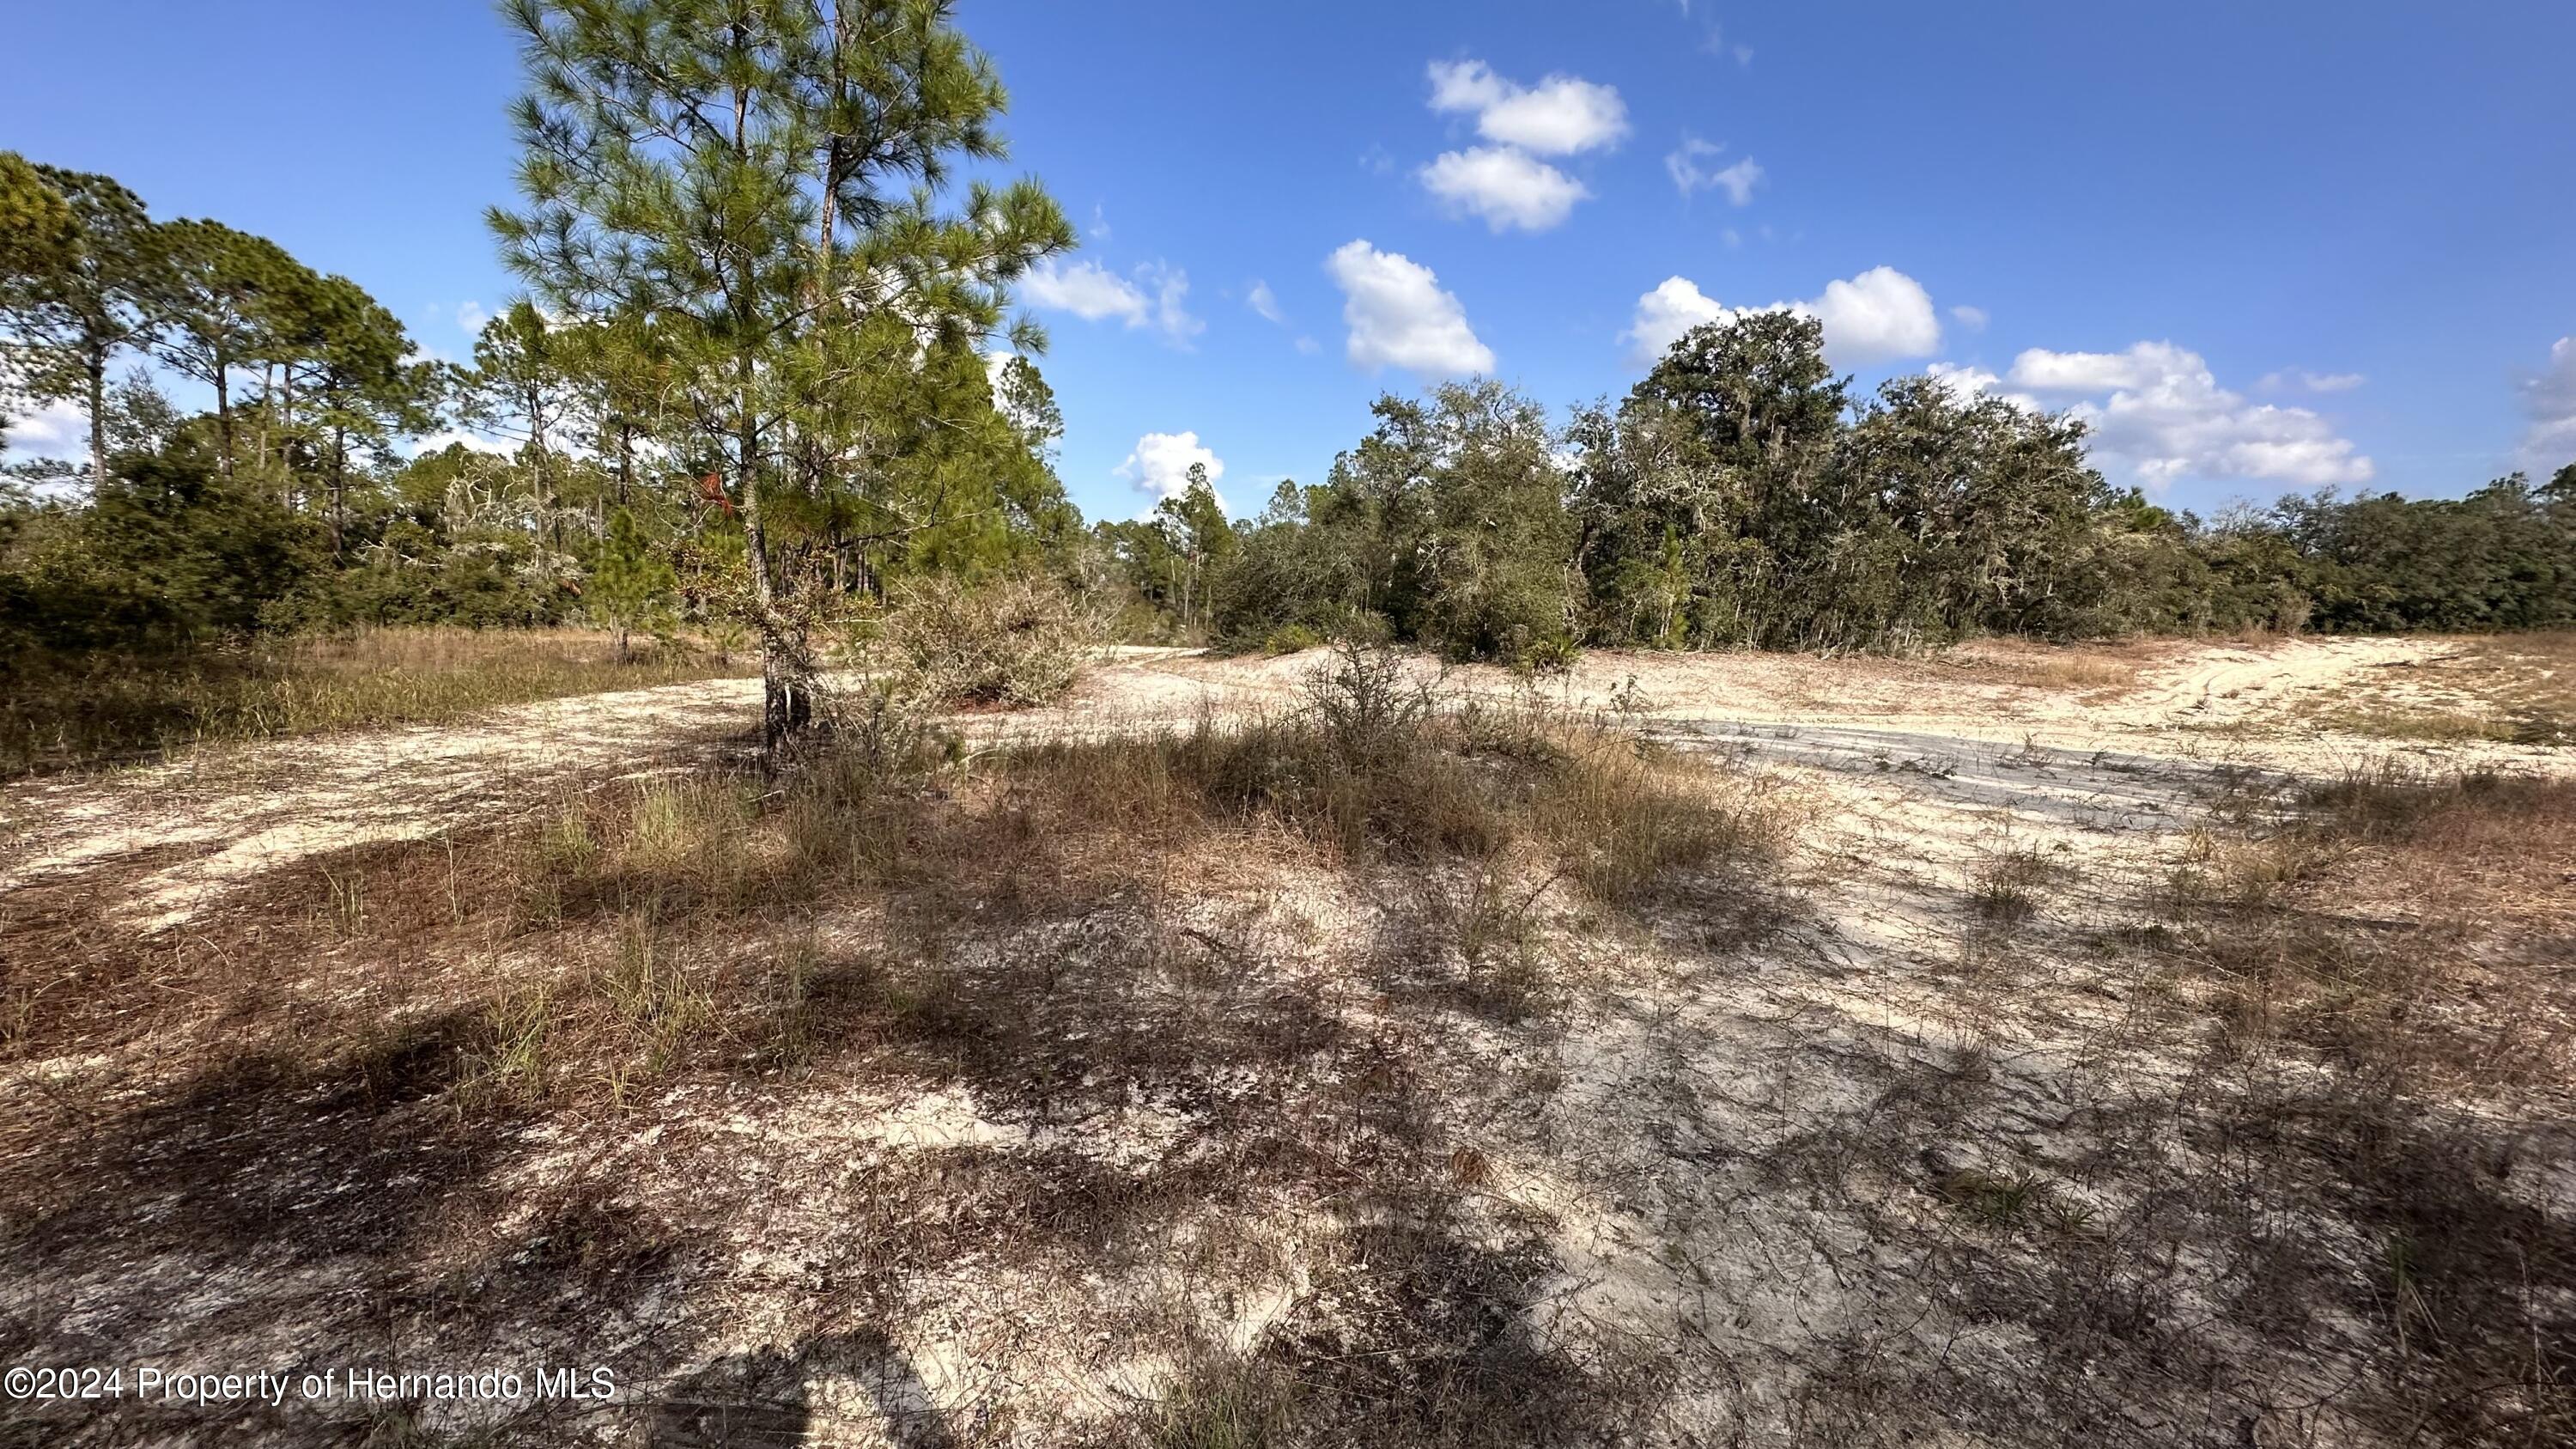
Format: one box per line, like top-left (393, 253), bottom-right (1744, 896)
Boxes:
top-left (488, 0), bottom-right (1076, 744)
top-left (0, 430), bottom-right (325, 658)
top-left (590, 505), bottom-right (678, 654)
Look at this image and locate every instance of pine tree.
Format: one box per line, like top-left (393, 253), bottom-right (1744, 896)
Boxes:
top-left (491, 0), bottom-right (1073, 747)
top-left (466, 300), bottom-right (583, 551)
top-left (0, 157), bottom-right (171, 492)
top-left (285, 274), bottom-right (438, 557)
top-left (592, 504), bottom-right (677, 659)
top-left (151, 220), bottom-right (301, 479)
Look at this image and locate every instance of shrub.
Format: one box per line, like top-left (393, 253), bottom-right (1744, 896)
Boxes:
top-left (1304, 638), bottom-right (1436, 773)
top-left (1970, 846), bottom-right (2053, 923)
top-left (1261, 623), bottom-right (1324, 655)
top-left (1522, 634), bottom-right (1581, 676)
top-left (882, 573), bottom-right (1102, 708)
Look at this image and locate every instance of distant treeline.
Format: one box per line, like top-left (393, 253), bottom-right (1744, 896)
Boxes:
top-left (1103, 313), bottom-right (2576, 660)
top-left (7, 152), bottom-right (2570, 679)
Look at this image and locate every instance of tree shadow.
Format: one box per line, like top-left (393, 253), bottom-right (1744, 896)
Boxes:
top-left (640, 1326), bottom-right (955, 1448)
top-left (0, 1009), bottom-right (504, 1269)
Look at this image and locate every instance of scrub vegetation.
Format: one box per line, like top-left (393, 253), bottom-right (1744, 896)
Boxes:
top-left (2, 2), bottom-right (2571, 1446)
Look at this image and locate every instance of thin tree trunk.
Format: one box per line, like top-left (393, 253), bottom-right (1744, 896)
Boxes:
top-left (739, 402), bottom-right (800, 747)
top-left (531, 387), bottom-right (557, 551)
top-left (810, 7), bottom-right (848, 309)
top-left (210, 352), bottom-right (234, 479)
top-left (280, 369), bottom-right (297, 508)
top-left (254, 362), bottom-right (273, 480)
top-left (720, 31), bottom-right (820, 750)
top-left (735, 48), bottom-right (785, 747)
top-left (330, 425), bottom-right (346, 559)
top-left (85, 355), bottom-right (106, 494)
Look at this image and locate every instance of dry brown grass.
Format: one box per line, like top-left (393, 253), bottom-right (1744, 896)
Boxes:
top-left (0, 625), bottom-right (756, 777)
top-left (7, 635), bottom-right (2568, 1446)
top-left (2129, 763), bottom-right (2576, 1441)
top-left (2297, 631), bottom-right (2576, 744)
top-left (1967, 843), bottom-right (2056, 925)
top-left (0, 666), bottom-right (1794, 1446)
top-left (2440, 631), bottom-right (2576, 744)
top-left (2306, 701), bottom-right (2524, 743)
top-left (1761, 758), bottom-right (2576, 1448)
top-left (1956, 637), bottom-right (2166, 693)
top-left (2165, 761), bottom-right (2576, 1102)
top-left (2005, 652), bottom-right (2145, 691)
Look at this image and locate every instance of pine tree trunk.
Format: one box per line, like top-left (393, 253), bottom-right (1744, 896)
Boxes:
top-left (214, 363), bottom-right (233, 478)
top-left (330, 426), bottom-right (347, 559)
top-left (739, 406), bottom-right (803, 749)
top-left (732, 54), bottom-right (805, 752)
top-left (85, 356), bottom-right (107, 494)
top-left (254, 362), bottom-right (273, 482)
top-left (280, 370), bottom-right (297, 509)
top-left (532, 389), bottom-right (557, 551)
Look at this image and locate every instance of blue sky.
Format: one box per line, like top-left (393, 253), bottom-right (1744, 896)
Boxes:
top-left (7, 1), bottom-right (2573, 520)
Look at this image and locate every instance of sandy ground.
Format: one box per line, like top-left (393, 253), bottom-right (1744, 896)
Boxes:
top-left (0, 633), bottom-right (2544, 935)
top-left (4, 631), bottom-right (2555, 938)
top-left (3, 635), bottom-right (2569, 1446)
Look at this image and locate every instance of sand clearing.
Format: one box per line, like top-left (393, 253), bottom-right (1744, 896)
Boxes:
top-left (4, 636), bottom-right (2570, 1446)
top-left (0, 634), bottom-right (2540, 935)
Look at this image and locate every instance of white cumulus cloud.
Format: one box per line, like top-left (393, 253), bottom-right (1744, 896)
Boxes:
top-left (1624, 277), bottom-right (1732, 362)
top-left (1665, 137), bottom-right (1762, 204)
top-left (1926, 362), bottom-right (2007, 405)
top-left (1247, 280), bottom-right (1284, 325)
top-left (1023, 258), bottom-right (1148, 325)
top-left (2009, 346), bottom-right (2162, 393)
top-left (2522, 335), bottom-right (2576, 470)
top-left (1022, 257), bottom-right (1201, 346)
top-left (1327, 240), bottom-right (1494, 377)
top-left (2, 397), bottom-right (88, 460)
top-left (1806, 267), bottom-right (1941, 368)
top-left (1622, 266), bottom-right (1942, 368)
top-left (1419, 146), bottom-right (1589, 232)
top-left (2008, 340), bottom-right (2373, 489)
top-left (1950, 305), bottom-right (1989, 332)
top-left (1116, 430), bottom-right (1225, 510)
top-left (1426, 60), bottom-right (1627, 155)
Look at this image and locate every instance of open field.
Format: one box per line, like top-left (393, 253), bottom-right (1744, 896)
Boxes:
top-left (2, 633), bottom-right (2570, 1446)
top-left (0, 627), bottom-right (761, 781)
